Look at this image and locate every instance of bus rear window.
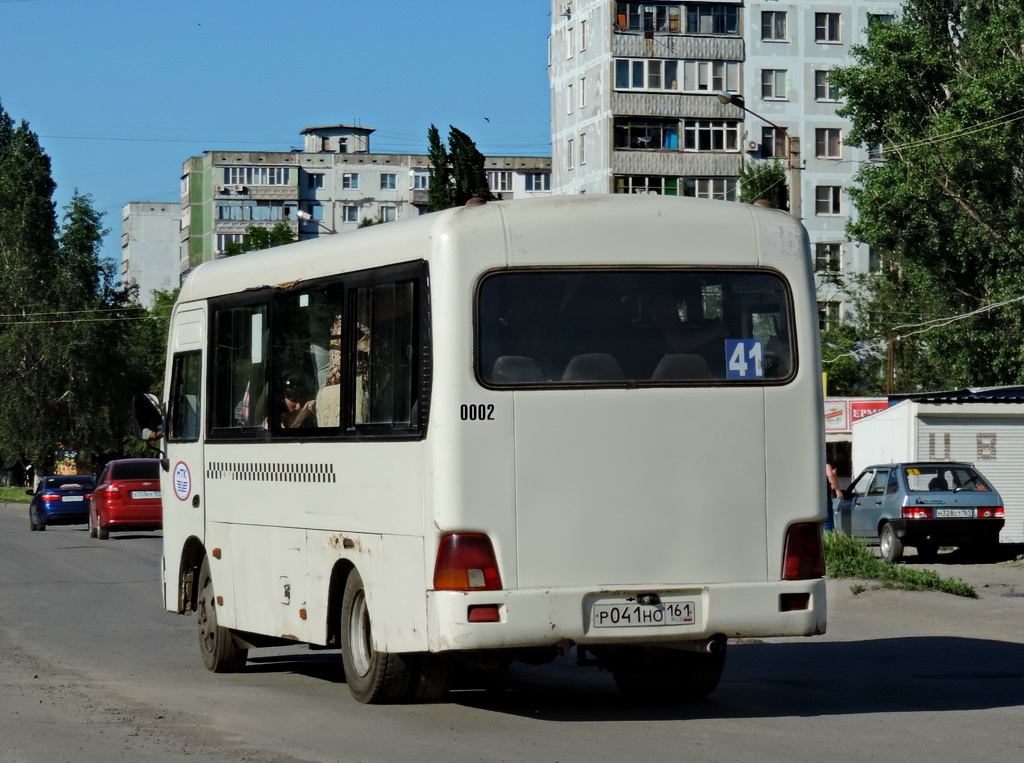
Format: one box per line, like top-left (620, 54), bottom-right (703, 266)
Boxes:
top-left (477, 270), bottom-right (794, 386)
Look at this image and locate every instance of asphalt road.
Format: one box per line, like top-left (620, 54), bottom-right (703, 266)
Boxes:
top-left (2, 501), bottom-right (1024, 762)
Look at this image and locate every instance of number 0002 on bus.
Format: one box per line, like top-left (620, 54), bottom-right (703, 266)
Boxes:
top-left (591, 600), bottom-right (697, 628)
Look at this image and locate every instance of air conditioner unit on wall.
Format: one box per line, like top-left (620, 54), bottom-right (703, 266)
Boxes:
top-left (561, 2), bottom-right (572, 17)
top-left (233, 185), bottom-right (245, 193)
top-left (746, 140), bottom-right (759, 152)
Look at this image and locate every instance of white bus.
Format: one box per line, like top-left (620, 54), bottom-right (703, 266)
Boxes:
top-left (138, 195), bottom-right (827, 704)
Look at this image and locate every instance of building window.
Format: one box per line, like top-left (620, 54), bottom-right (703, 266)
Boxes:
top-left (818, 301), bottom-right (840, 333)
top-left (567, 139), bottom-right (574, 170)
top-left (686, 4), bottom-right (739, 35)
top-left (815, 186), bottom-right (843, 215)
top-left (682, 177), bottom-right (737, 201)
top-left (683, 120), bottom-right (741, 152)
top-left (524, 172), bottom-right (550, 192)
top-left (380, 173), bottom-right (397, 190)
top-left (567, 26), bottom-right (574, 58)
top-left (216, 234), bottom-right (245, 253)
top-left (216, 200), bottom-right (298, 222)
top-left (580, 19), bottom-right (587, 50)
top-left (580, 133), bottom-right (587, 165)
top-left (567, 82), bottom-right (574, 114)
top-left (762, 126), bottom-right (788, 159)
top-left (761, 69), bottom-right (788, 100)
top-left (815, 70), bottom-right (839, 102)
top-left (488, 171), bottom-right (513, 193)
top-left (379, 205), bottom-right (397, 223)
top-left (614, 117), bottom-right (679, 150)
top-left (868, 14), bottom-right (896, 29)
top-left (412, 171), bottom-right (430, 190)
top-left (615, 2), bottom-right (682, 33)
top-left (224, 167), bottom-right (291, 186)
top-left (815, 12), bottom-right (841, 43)
top-left (868, 247), bottom-right (882, 272)
top-left (761, 10), bottom-right (787, 41)
top-left (342, 173), bottom-right (359, 190)
top-left (614, 175), bottom-right (679, 195)
top-left (816, 128), bottom-right (843, 159)
top-left (580, 76), bottom-right (586, 108)
top-left (342, 205), bottom-right (360, 223)
top-left (815, 243), bottom-right (842, 272)
top-left (307, 173), bottom-right (324, 190)
top-left (614, 58), bottom-right (739, 94)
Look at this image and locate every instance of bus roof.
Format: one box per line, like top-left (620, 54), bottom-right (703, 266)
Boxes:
top-left (176, 195), bottom-right (806, 304)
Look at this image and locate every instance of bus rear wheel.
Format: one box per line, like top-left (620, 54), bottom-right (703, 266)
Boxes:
top-left (340, 569), bottom-right (413, 703)
top-left (197, 556), bottom-right (247, 673)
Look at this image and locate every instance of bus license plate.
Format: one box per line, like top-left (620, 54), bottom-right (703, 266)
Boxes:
top-left (936, 508), bottom-right (973, 518)
top-left (592, 601), bottom-right (696, 628)
top-left (132, 490), bottom-right (161, 499)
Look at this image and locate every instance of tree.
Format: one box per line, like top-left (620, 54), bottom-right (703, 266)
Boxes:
top-left (426, 125), bottom-right (495, 211)
top-left (222, 223), bottom-right (296, 256)
top-left (739, 159), bottom-right (788, 211)
top-left (426, 124), bottom-right (454, 212)
top-left (830, 2), bottom-right (1024, 392)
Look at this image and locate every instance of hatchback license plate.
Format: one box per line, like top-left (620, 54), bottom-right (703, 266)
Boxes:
top-left (592, 601), bottom-right (696, 628)
top-left (132, 490), bottom-right (161, 499)
top-left (936, 508), bottom-right (973, 518)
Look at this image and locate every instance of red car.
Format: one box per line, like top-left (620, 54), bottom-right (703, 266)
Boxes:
top-left (89, 459), bottom-right (163, 540)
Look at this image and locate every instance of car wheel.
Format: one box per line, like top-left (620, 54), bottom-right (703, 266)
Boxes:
top-left (197, 556), bottom-right (247, 672)
top-left (879, 523), bottom-right (903, 563)
top-left (915, 542), bottom-right (938, 563)
top-left (340, 569), bottom-right (413, 704)
top-left (29, 508), bottom-right (37, 532)
top-left (88, 510), bottom-right (98, 539)
top-left (96, 517), bottom-right (109, 541)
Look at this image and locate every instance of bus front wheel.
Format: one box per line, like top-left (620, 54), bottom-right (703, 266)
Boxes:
top-left (340, 569), bottom-right (413, 703)
top-left (197, 556), bottom-right (248, 672)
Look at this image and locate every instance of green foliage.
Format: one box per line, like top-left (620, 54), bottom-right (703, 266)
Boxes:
top-left (0, 485), bottom-right (31, 503)
top-left (426, 124), bottom-right (495, 211)
top-left (221, 223), bottom-right (296, 256)
top-left (821, 322), bottom-right (886, 396)
top-left (824, 532), bottom-right (978, 598)
top-left (738, 159), bottom-right (788, 211)
top-left (0, 100), bottom-right (163, 471)
top-left (358, 217), bottom-right (382, 228)
top-left (830, 2), bottom-right (1024, 392)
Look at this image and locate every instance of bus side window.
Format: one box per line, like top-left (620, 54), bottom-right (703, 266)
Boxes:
top-left (168, 351), bottom-right (201, 441)
top-left (353, 280), bottom-right (418, 427)
top-left (211, 303), bottom-right (268, 434)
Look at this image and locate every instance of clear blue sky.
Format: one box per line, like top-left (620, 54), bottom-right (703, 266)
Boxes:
top-left (0, 0), bottom-right (553, 264)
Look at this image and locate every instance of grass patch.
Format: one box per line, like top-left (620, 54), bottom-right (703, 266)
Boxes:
top-left (824, 532), bottom-right (977, 599)
top-left (0, 485), bottom-right (31, 504)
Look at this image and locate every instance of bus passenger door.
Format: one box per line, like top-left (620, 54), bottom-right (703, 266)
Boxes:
top-left (164, 308), bottom-right (208, 599)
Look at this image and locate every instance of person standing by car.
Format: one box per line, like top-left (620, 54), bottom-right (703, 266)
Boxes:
top-left (825, 458), bottom-right (843, 532)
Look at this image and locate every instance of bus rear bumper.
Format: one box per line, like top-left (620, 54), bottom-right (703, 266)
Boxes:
top-left (426, 579), bottom-right (826, 653)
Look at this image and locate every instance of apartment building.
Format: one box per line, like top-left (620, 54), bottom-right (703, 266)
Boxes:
top-left (179, 124), bottom-right (551, 276)
top-left (549, 1), bottom-right (900, 326)
top-left (120, 202), bottom-right (182, 308)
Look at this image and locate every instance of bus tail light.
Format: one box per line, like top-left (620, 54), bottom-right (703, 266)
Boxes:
top-left (902, 507), bottom-right (932, 519)
top-left (782, 523), bottom-right (825, 580)
top-left (433, 533), bottom-right (503, 591)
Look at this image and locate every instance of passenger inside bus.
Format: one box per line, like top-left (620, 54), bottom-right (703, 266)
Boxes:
top-left (280, 375), bottom-right (316, 428)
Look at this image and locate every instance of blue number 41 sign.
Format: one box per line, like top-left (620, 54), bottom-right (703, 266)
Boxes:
top-left (725, 339), bottom-right (765, 379)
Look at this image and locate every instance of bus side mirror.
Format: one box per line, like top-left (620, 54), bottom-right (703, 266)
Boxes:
top-left (132, 393), bottom-right (170, 472)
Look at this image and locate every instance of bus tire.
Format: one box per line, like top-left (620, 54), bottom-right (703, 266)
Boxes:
top-left (406, 653), bottom-right (454, 702)
top-left (879, 523), bottom-right (904, 563)
top-left (340, 569), bottom-right (412, 704)
top-left (197, 556), bottom-right (247, 673)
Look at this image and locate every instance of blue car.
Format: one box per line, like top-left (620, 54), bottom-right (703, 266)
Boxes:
top-left (28, 475), bottom-right (97, 531)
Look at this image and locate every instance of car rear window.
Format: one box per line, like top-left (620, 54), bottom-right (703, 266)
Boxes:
top-left (43, 476), bottom-right (95, 490)
top-left (904, 465), bottom-right (992, 492)
top-left (111, 461), bottom-right (160, 480)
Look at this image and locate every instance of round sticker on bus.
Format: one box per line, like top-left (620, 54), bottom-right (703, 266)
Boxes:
top-left (173, 461), bottom-right (192, 501)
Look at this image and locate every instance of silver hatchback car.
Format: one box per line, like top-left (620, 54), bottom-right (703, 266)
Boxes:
top-left (835, 462), bottom-right (1004, 562)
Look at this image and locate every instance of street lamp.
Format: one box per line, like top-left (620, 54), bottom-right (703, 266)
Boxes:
top-left (296, 208), bottom-right (336, 234)
top-left (716, 91), bottom-right (802, 218)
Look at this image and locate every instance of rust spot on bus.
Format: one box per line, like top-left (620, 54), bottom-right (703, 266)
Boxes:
top-left (328, 534), bottom-right (362, 552)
